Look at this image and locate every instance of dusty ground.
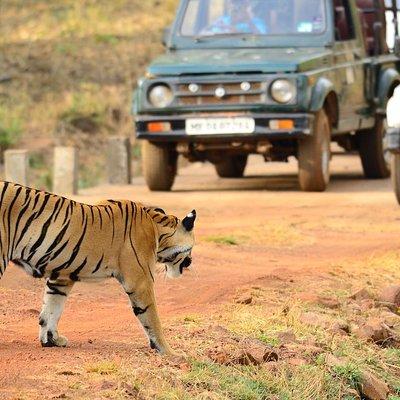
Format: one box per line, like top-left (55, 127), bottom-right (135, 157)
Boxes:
top-left (1, 153), bottom-right (400, 399)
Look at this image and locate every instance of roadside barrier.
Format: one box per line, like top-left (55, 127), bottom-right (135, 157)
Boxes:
top-left (107, 136), bottom-right (132, 185)
top-left (53, 146), bottom-right (78, 195)
top-left (3, 137), bottom-right (133, 192)
top-left (4, 149), bottom-right (29, 186)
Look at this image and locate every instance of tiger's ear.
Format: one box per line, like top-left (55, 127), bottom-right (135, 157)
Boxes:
top-left (182, 210), bottom-right (196, 232)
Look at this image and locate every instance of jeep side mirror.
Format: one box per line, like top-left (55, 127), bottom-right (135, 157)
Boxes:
top-left (395, 37), bottom-right (400, 58)
top-left (162, 27), bottom-right (171, 47)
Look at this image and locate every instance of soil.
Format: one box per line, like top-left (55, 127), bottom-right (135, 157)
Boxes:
top-left (1, 153), bottom-right (400, 399)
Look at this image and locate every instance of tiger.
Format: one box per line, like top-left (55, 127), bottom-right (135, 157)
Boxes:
top-left (0, 181), bottom-right (196, 356)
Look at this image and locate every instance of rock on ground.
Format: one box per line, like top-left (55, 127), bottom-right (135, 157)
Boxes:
top-left (358, 371), bottom-right (389, 400)
top-left (379, 285), bottom-right (400, 308)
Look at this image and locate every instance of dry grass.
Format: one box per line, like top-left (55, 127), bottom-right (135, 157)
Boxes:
top-left (0, 0), bottom-right (179, 188)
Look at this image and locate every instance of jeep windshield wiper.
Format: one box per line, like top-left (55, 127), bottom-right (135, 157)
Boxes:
top-left (194, 32), bottom-right (257, 42)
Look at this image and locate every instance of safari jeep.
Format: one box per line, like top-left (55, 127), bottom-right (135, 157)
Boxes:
top-left (133, 0), bottom-right (400, 192)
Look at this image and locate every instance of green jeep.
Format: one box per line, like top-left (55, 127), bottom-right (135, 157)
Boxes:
top-left (133, 0), bottom-right (400, 192)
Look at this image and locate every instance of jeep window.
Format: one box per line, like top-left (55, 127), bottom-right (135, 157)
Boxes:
top-left (180, 0), bottom-right (327, 37)
top-left (334, 0), bottom-right (355, 41)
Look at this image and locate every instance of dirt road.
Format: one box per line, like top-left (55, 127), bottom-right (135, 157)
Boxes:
top-left (1, 153), bottom-right (400, 399)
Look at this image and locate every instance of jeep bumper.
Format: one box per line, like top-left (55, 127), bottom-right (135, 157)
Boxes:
top-left (135, 112), bottom-right (314, 142)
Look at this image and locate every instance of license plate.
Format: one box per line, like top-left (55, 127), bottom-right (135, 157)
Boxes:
top-left (186, 117), bottom-right (255, 135)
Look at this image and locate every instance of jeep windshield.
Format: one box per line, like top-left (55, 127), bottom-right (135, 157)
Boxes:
top-left (180, 0), bottom-right (327, 38)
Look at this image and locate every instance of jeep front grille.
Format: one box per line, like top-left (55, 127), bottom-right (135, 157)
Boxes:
top-left (176, 81), bottom-right (267, 106)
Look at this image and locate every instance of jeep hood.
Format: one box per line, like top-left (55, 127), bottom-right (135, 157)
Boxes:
top-left (148, 48), bottom-right (332, 76)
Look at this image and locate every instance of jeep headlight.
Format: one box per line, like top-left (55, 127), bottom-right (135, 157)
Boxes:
top-left (270, 79), bottom-right (296, 104)
top-left (148, 84), bottom-right (174, 108)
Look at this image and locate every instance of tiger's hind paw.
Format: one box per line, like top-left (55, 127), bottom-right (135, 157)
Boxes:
top-left (41, 332), bottom-right (68, 348)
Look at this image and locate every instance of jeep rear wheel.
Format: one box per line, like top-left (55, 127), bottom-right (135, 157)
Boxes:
top-left (357, 116), bottom-right (390, 179)
top-left (298, 109), bottom-right (331, 192)
top-left (215, 155), bottom-right (248, 178)
top-left (391, 154), bottom-right (400, 204)
top-left (142, 141), bottom-right (177, 191)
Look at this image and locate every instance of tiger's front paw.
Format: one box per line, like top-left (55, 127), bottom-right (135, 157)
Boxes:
top-left (41, 331), bottom-right (68, 348)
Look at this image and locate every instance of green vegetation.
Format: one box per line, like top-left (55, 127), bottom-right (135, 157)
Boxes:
top-left (205, 235), bottom-right (240, 246)
top-left (0, 0), bottom-right (179, 188)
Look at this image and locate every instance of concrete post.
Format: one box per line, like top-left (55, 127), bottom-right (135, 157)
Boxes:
top-left (53, 146), bottom-right (78, 195)
top-left (107, 136), bottom-right (131, 184)
top-left (4, 149), bottom-right (29, 185)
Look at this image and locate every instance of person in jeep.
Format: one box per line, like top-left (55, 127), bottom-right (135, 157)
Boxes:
top-left (201, 0), bottom-right (268, 35)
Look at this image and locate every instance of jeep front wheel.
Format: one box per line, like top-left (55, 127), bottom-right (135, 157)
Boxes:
top-left (357, 116), bottom-right (390, 179)
top-left (215, 155), bottom-right (248, 178)
top-left (298, 109), bottom-right (331, 192)
top-left (142, 141), bottom-right (177, 191)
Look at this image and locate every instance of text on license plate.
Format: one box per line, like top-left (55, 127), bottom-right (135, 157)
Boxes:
top-left (186, 117), bottom-right (255, 135)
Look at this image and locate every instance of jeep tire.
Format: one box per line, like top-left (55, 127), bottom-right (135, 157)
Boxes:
top-left (298, 109), bottom-right (331, 192)
top-left (357, 116), bottom-right (390, 179)
top-left (392, 154), bottom-right (400, 204)
top-left (215, 155), bottom-right (248, 178)
top-left (142, 141), bottom-right (177, 191)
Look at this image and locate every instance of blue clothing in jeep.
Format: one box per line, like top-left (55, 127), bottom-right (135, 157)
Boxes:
top-left (206, 15), bottom-right (267, 35)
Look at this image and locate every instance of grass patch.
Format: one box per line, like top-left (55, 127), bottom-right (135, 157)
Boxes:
top-left (86, 360), bottom-right (119, 375)
top-left (0, 104), bottom-right (22, 153)
top-left (205, 235), bottom-right (240, 246)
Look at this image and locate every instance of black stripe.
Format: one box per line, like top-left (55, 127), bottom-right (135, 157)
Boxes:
top-left (70, 257), bottom-right (87, 281)
top-left (90, 206), bottom-right (95, 225)
top-left (6, 186), bottom-right (22, 258)
top-left (49, 239), bottom-right (69, 261)
top-left (92, 255), bottom-right (104, 274)
top-left (108, 206), bottom-right (115, 244)
top-left (32, 192), bottom-right (41, 209)
top-left (27, 211), bottom-right (55, 262)
top-left (46, 281), bottom-right (67, 296)
top-left (53, 197), bottom-right (66, 222)
top-left (97, 206), bottom-right (103, 229)
top-left (129, 203), bottom-right (154, 282)
top-left (10, 189), bottom-right (31, 253)
top-left (51, 216), bottom-right (88, 274)
top-left (33, 193), bottom-right (51, 221)
top-left (104, 206), bottom-right (111, 220)
top-left (0, 182), bottom-right (9, 205)
top-left (36, 220), bottom-right (71, 267)
top-left (123, 204), bottom-right (129, 239)
top-left (158, 216), bottom-right (168, 224)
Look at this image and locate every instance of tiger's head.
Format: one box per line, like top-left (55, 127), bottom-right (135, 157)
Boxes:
top-left (155, 209), bottom-right (196, 279)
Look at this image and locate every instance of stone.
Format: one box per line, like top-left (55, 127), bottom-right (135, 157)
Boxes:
top-left (288, 358), bottom-right (307, 366)
top-left (353, 318), bottom-right (391, 344)
top-left (378, 285), bottom-right (400, 307)
top-left (350, 288), bottom-right (373, 301)
top-left (359, 299), bottom-right (375, 311)
top-left (380, 310), bottom-right (400, 328)
top-left (277, 330), bottom-right (297, 344)
top-left (317, 296), bottom-right (340, 309)
top-left (358, 371), bottom-right (389, 400)
top-left (4, 149), bottom-right (28, 186)
top-left (324, 354), bottom-right (346, 368)
top-left (330, 319), bottom-right (350, 334)
top-left (235, 295), bottom-right (252, 305)
top-left (53, 146), bottom-right (78, 195)
top-left (284, 343), bottom-right (323, 356)
top-left (300, 312), bottom-right (330, 328)
top-left (107, 136), bottom-right (131, 185)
